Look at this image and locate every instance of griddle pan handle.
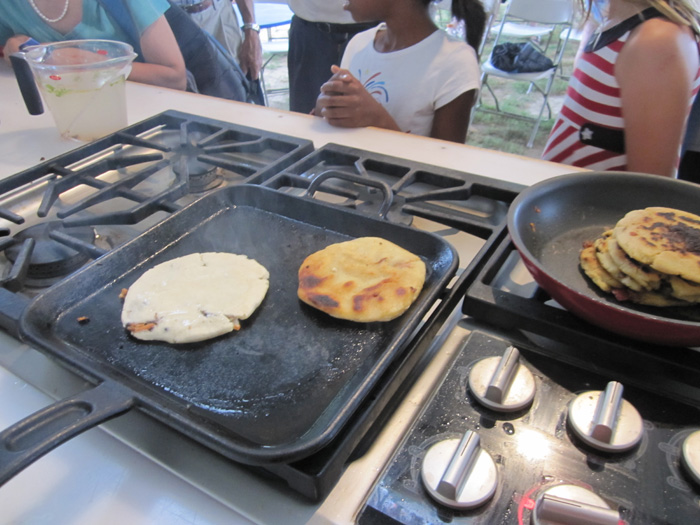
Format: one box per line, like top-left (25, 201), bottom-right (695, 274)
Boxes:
top-left (10, 52), bottom-right (44, 116)
top-left (0, 380), bottom-right (134, 486)
top-left (304, 171), bottom-right (394, 219)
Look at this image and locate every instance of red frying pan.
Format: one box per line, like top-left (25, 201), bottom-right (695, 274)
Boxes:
top-left (507, 171), bottom-right (700, 347)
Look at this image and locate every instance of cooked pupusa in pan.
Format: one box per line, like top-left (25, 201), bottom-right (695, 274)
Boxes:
top-left (613, 207), bottom-right (700, 284)
top-left (580, 207), bottom-right (700, 307)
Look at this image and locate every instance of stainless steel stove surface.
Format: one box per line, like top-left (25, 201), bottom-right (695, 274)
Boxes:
top-left (357, 226), bottom-right (700, 524)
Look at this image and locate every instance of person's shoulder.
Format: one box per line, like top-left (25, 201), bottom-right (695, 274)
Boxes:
top-left (342, 24), bottom-right (381, 65)
top-left (431, 28), bottom-right (465, 46)
top-left (627, 16), bottom-right (697, 54)
top-left (619, 16), bottom-right (698, 83)
top-left (433, 29), bottom-right (474, 50)
top-left (622, 16), bottom-right (699, 72)
top-left (123, 0), bottom-right (170, 19)
top-left (431, 29), bottom-right (478, 63)
top-left (347, 24), bottom-right (382, 47)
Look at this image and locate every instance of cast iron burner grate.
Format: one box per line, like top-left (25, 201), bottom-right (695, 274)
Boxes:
top-left (4, 222), bottom-right (94, 286)
top-left (262, 143), bottom-right (522, 231)
top-left (460, 224), bottom-right (700, 407)
top-left (0, 110), bottom-right (313, 303)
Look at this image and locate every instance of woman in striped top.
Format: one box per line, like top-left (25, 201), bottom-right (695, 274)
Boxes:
top-left (542, 0), bottom-right (700, 177)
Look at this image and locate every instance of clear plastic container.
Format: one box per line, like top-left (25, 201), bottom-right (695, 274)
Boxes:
top-left (20, 39), bottom-right (137, 141)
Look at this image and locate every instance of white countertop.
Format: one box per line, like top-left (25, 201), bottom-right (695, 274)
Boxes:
top-left (0, 63), bottom-right (580, 184)
top-left (0, 63), bottom-right (581, 525)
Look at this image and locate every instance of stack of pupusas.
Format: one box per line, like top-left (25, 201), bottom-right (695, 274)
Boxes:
top-left (580, 207), bottom-right (700, 306)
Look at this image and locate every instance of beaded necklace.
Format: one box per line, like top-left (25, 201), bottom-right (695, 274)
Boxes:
top-left (27, 0), bottom-right (71, 23)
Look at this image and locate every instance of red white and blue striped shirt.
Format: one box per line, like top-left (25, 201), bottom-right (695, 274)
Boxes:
top-left (542, 10), bottom-right (700, 171)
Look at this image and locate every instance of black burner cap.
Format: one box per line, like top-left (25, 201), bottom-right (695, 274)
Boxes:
top-left (5, 222), bottom-right (95, 280)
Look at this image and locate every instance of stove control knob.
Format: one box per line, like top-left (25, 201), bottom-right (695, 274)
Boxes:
top-left (682, 429), bottom-right (700, 485)
top-left (421, 430), bottom-right (497, 509)
top-left (531, 484), bottom-right (620, 525)
top-left (568, 381), bottom-right (643, 453)
top-left (468, 345), bottom-right (536, 412)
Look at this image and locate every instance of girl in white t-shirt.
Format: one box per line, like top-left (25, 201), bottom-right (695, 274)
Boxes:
top-left (313, 0), bottom-right (486, 143)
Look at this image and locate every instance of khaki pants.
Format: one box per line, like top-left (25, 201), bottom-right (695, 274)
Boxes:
top-left (186, 0), bottom-right (244, 59)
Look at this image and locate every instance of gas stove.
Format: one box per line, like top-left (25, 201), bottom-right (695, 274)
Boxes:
top-left (1, 110), bottom-right (699, 524)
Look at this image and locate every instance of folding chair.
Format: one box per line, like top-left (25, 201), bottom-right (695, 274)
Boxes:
top-left (479, 0), bottom-right (503, 55)
top-left (489, 6), bottom-right (557, 52)
top-left (479, 0), bottom-right (575, 147)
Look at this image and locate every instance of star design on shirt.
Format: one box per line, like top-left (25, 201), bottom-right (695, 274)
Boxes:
top-left (581, 127), bottom-right (594, 142)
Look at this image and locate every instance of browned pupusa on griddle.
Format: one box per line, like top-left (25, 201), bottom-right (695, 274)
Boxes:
top-left (297, 237), bottom-right (426, 322)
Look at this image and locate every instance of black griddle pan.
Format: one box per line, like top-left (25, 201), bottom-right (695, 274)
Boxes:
top-left (0, 183), bottom-right (457, 485)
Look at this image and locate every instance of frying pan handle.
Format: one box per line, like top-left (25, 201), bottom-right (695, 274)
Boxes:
top-left (304, 171), bottom-right (394, 220)
top-left (0, 380), bottom-right (135, 486)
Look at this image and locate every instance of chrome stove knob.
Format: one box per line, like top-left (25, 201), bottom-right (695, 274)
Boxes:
top-left (420, 430), bottom-right (498, 509)
top-left (468, 345), bottom-right (536, 412)
top-left (531, 484), bottom-right (620, 525)
top-left (682, 429), bottom-right (700, 485)
top-left (568, 381), bottom-right (643, 453)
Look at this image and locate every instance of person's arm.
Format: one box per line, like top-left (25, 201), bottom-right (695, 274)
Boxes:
top-left (617, 18), bottom-right (699, 177)
top-left (3, 35), bottom-right (34, 61)
top-left (314, 66), bottom-right (401, 132)
top-left (129, 15), bottom-right (187, 90)
top-left (430, 90), bottom-right (477, 143)
top-left (234, 0), bottom-right (262, 80)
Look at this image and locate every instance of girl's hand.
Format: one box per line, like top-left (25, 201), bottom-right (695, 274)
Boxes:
top-left (315, 65), bottom-right (400, 132)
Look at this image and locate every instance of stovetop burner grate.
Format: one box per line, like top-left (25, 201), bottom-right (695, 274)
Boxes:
top-left (262, 143), bottom-right (522, 230)
top-left (0, 110), bottom-right (314, 298)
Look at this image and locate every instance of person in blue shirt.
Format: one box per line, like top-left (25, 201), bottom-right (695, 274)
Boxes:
top-left (1, 0), bottom-right (187, 90)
